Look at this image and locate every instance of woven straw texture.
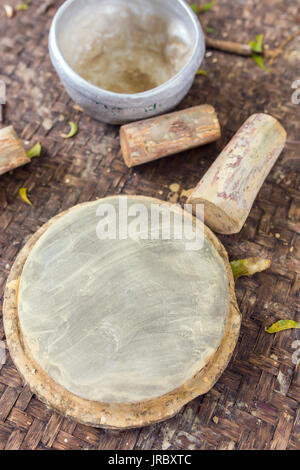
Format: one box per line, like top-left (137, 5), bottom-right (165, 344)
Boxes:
top-left (0, 0), bottom-right (299, 450)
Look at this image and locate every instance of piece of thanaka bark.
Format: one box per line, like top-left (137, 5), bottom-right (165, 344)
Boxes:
top-left (120, 105), bottom-right (221, 167)
top-left (187, 114), bottom-right (287, 235)
top-left (0, 126), bottom-right (30, 175)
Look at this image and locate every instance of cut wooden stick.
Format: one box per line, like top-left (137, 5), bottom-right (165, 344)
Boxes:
top-left (0, 126), bottom-right (30, 175)
top-left (205, 36), bottom-right (253, 56)
top-left (205, 31), bottom-right (300, 61)
top-left (120, 105), bottom-right (221, 168)
top-left (187, 114), bottom-right (287, 234)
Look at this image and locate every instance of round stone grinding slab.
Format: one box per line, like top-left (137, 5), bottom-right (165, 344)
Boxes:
top-left (4, 196), bottom-right (241, 429)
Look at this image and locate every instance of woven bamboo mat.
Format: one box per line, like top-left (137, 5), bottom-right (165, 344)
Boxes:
top-left (0, 0), bottom-right (299, 450)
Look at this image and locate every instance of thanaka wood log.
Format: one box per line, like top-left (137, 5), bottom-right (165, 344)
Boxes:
top-left (120, 105), bottom-right (221, 167)
top-left (187, 113), bottom-right (287, 235)
top-left (0, 126), bottom-right (30, 176)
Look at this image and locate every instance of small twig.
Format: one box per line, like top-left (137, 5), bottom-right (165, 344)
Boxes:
top-left (205, 30), bottom-right (300, 64)
top-left (268, 30), bottom-right (300, 65)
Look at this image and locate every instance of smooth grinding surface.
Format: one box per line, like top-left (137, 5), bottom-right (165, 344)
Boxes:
top-left (18, 197), bottom-right (229, 404)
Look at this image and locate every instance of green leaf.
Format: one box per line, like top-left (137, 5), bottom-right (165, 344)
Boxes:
top-left (265, 320), bottom-right (300, 334)
top-left (190, 4), bottom-right (199, 13)
top-left (249, 35), bottom-right (268, 70)
top-left (249, 34), bottom-right (264, 53)
top-left (230, 258), bottom-right (271, 280)
top-left (200, 1), bottom-right (215, 12)
top-left (26, 142), bottom-right (42, 159)
top-left (16, 3), bottom-right (29, 11)
top-left (205, 26), bottom-right (218, 34)
top-left (251, 53), bottom-right (269, 71)
top-left (19, 187), bottom-right (32, 206)
top-left (190, 2), bottom-right (215, 14)
top-left (196, 69), bottom-right (208, 76)
top-left (61, 121), bottom-right (78, 139)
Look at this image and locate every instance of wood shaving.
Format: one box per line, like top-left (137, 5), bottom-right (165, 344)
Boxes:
top-left (169, 183), bottom-right (180, 193)
top-left (180, 188), bottom-right (195, 199)
top-left (4, 4), bottom-right (14, 18)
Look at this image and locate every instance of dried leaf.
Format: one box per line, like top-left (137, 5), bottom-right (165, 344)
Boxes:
top-left (180, 188), bottom-right (195, 199)
top-left (4, 4), bottom-right (15, 18)
top-left (251, 53), bottom-right (269, 71)
top-left (26, 142), bottom-right (42, 159)
top-left (73, 104), bottom-right (83, 112)
top-left (265, 320), bottom-right (300, 334)
top-left (16, 3), bottom-right (29, 11)
top-left (196, 69), bottom-right (208, 76)
top-left (230, 258), bottom-right (271, 280)
top-left (249, 34), bottom-right (264, 53)
top-left (190, 2), bottom-right (215, 14)
top-left (61, 121), bottom-right (78, 139)
top-left (19, 187), bottom-right (32, 206)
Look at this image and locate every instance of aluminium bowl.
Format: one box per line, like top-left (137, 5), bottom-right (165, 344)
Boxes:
top-left (48, 0), bottom-right (205, 124)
